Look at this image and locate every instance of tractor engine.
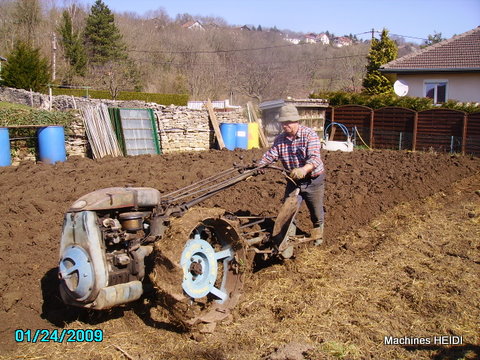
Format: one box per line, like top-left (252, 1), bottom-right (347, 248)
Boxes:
top-left (58, 187), bottom-right (161, 309)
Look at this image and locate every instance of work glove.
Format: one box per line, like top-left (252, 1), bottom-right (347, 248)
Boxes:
top-left (290, 167), bottom-right (307, 180)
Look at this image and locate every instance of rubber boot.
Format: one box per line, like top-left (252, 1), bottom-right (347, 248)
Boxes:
top-left (311, 224), bottom-right (324, 246)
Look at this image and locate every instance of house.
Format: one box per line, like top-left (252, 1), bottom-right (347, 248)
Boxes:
top-left (380, 26), bottom-right (480, 103)
top-left (332, 36), bottom-right (353, 48)
top-left (181, 20), bottom-right (205, 31)
top-left (316, 33), bottom-right (330, 45)
top-left (284, 37), bottom-right (301, 45)
top-left (304, 33), bottom-right (317, 44)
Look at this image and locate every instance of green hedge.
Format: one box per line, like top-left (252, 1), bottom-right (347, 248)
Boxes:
top-left (0, 106), bottom-right (77, 154)
top-left (311, 91), bottom-right (480, 113)
top-left (0, 107), bottom-right (75, 127)
top-left (51, 88), bottom-right (189, 106)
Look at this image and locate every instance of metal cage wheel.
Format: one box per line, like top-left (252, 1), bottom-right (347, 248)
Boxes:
top-left (150, 207), bottom-right (247, 329)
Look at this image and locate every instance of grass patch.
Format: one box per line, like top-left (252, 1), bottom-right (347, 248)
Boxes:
top-left (0, 101), bottom-right (32, 110)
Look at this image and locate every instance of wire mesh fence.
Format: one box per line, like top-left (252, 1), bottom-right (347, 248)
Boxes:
top-left (372, 129), bottom-right (413, 150)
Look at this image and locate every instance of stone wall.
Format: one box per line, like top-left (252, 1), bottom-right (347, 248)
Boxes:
top-left (0, 87), bottom-right (248, 160)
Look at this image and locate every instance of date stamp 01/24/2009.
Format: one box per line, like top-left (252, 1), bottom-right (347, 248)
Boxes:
top-left (14, 329), bottom-right (103, 343)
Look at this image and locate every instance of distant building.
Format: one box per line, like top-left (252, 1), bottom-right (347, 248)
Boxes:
top-left (302, 33), bottom-right (330, 45)
top-left (304, 33), bottom-right (317, 44)
top-left (316, 33), bottom-right (330, 45)
top-left (284, 37), bottom-right (301, 45)
top-left (332, 36), bottom-right (353, 48)
top-left (182, 20), bottom-right (205, 31)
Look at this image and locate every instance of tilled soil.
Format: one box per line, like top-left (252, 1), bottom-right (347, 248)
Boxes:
top-left (0, 148), bottom-right (479, 359)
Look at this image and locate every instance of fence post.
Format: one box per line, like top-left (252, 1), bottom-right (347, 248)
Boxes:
top-left (461, 113), bottom-right (468, 155)
top-left (369, 108), bottom-right (374, 148)
top-left (412, 111), bottom-right (418, 151)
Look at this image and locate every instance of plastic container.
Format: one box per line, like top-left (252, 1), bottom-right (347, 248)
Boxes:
top-left (0, 128), bottom-right (12, 166)
top-left (37, 126), bottom-right (67, 164)
top-left (220, 123), bottom-right (237, 150)
top-left (235, 123), bottom-right (248, 149)
top-left (247, 123), bottom-right (260, 149)
top-left (322, 122), bottom-right (354, 152)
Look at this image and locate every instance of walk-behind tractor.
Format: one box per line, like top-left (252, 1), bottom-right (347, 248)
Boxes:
top-left (58, 163), bottom-right (314, 329)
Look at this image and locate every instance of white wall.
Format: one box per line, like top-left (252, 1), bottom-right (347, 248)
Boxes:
top-left (397, 73), bottom-right (480, 103)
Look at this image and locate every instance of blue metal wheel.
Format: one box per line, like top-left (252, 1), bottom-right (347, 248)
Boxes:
top-left (180, 230), bottom-right (234, 303)
top-left (151, 207), bottom-right (247, 328)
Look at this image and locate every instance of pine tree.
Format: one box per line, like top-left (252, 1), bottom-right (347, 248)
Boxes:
top-left (58, 10), bottom-right (87, 77)
top-left (362, 29), bottom-right (398, 95)
top-left (0, 41), bottom-right (50, 91)
top-left (83, 0), bottom-right (127, 65)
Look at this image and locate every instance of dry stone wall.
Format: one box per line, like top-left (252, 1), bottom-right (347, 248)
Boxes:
top-left (0, 87), bottom-right (248, 159)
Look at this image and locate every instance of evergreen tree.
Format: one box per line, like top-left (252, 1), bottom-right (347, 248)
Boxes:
top-left (83, 0), bottom-right (127, 65)
top-left (362, 29), bottom-right (398, 95)
top-left (58, 10), bottom-right (87, 77)
top-left (0, 41), bottom-right (51, 91)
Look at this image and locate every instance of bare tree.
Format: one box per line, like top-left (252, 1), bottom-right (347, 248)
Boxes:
top-left (13, 0), bottom-right (42, 45)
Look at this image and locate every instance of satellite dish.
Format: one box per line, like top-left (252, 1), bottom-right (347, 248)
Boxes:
top-left (394, 79), bottom-right (409, 96)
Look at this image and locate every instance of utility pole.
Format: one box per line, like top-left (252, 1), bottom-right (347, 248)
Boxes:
top-left (371, 28), bottom-right (375, 41)
top-left (51, 32), bottom-right (57, 81)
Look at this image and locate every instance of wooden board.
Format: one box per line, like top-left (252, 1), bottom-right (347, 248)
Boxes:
top-left (206, 99), bottom-right (225, 149)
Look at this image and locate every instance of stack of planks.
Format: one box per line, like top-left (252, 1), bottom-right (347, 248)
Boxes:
top-left (80, 104), bottom-right (123, 158)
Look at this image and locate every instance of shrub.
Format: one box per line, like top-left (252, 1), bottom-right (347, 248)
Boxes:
top-left (311, 91), bottom-right (479, 113)
top-left (51, 88), bottom-right (189, 106)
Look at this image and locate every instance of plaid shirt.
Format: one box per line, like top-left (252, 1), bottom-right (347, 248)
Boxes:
top-left (259, 125), bottom-right (324, 177)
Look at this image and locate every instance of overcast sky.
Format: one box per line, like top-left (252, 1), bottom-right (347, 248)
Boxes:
top-left (80, 0), bottom-right (480, 43)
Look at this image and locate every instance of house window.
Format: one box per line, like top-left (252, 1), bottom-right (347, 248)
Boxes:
top-left (425, 81), bottom-right (447, 103)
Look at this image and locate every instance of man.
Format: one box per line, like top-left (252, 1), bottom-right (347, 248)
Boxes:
top-left (258, 104), bottom-right (325, 245)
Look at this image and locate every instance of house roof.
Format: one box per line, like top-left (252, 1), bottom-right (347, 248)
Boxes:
top-left (381, 26), bottom-right (480, 73)
top-left (181, 20), bottom-right (203, 29)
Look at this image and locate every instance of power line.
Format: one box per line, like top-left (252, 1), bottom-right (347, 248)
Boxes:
top-left (126, 29), bottom-right (427, 56)
top-left (129, 42), bottom-right (300, 55)
top-left (133, 53), bottom-right (368, 67)
top-left (370, 30), bottom-right (428, 41)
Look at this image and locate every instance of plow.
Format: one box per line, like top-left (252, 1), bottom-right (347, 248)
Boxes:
top-left (58, 162), bottom-right (314, 329)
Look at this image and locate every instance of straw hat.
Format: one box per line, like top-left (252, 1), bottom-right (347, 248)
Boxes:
top-left (278, 104), bottom-right (300, 122)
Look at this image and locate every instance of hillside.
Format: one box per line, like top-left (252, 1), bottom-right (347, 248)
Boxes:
top-left (0, 1), bottom-right (416, 103)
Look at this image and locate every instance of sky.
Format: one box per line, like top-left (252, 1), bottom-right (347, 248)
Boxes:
top-left (82, 0), bottom-right (480, 43)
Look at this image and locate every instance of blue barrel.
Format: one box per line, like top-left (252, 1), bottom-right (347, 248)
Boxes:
top-left (220, 123), bottom-right (237, 150)
top-left (235, 123), bottom-right (248, 149)
top-left (0, 128), bottom-right (12, 166)
top-left (37, 126), bottom-right (66, 164)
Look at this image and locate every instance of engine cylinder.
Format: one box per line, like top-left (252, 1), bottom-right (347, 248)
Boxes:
top-left (119, 212), bottom-right (144, 231)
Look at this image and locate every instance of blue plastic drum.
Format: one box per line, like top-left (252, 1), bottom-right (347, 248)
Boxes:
top-left (235, 123), bottom-right (248, 149)
top-left (0, 128), bottom-right (12, 166)
top-left (220, 123), bottom-right (237, 150)
top-left (37, 126), bottom-right (67, 164)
